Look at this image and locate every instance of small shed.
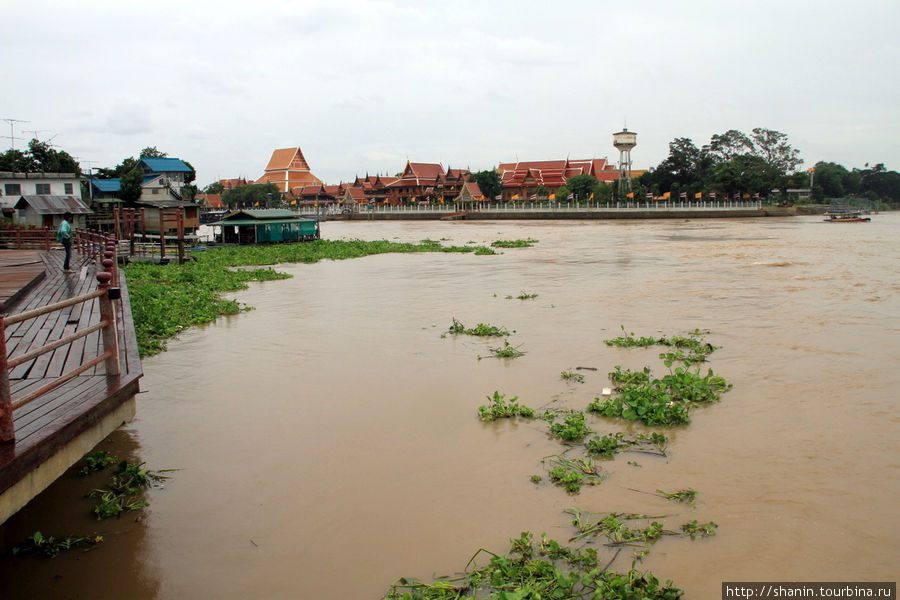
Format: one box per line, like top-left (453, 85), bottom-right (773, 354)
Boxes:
top-left (209, 209), bottom-right (320, 245)
top-left (13, 195), bottom-right (92, 229)
top-left (455, 182), bottom-right (485, 204)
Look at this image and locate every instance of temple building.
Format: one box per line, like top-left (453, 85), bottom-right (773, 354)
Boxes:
top-left (255, 147), bottom-right (322, 195)
top-left (384, 161), bottom-right (469, 204)
top-left (496, 158), bottom-right (618, 200)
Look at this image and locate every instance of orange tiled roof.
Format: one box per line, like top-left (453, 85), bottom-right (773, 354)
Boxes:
top-left (205, 194), bottom-right (224, 208)
top-left (498, 158), bottom-right (616, 188)
top-left (256, 147), bottom-right (322, 193)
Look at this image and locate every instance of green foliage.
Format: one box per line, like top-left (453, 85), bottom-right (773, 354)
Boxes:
top-left (221, 182), bottom-right (282, 208)
top-left (0, 139), bottom-right (80, 175)
top-left (506, 290), bottom-right (537, 300)
top-left (584, 432), bottom-right (668, 458)
top-left (546, 411), bottom-right (592, 442)
top-left (588, 366), bottom-right (731, 426)
top-left (448, 318), bottom-right (511, 337)
top-left (383, 532), bottom-right (682, 599)
top-left (481, 340), bottom-right (525, 359)
top-left (89, 460), bottom-right (169, 520)
top-left (490, 238), bottom-right (538, 248)
top-left (119, 167), bottom-right (144, 203)
top-left (681, 520), bottom-right (718, 539)
top-left (477, 391), bottom-right (536, 422)
top-left (467, 169), bottom-right (502, 201)
top-left (605, 327), bottom-right (717, 365)
top-left (566, 174), bottom-right (599, 201)
top-left (545, 456), bottom-right (605, 493)
top-left (78, 450), bottom-right (118, 475)
top-left (560, 370), bottom-right (585, 383)
top-left (657, 488), bottom-right (697, 505)
top-left (11, 531), bottom-right (104, 558)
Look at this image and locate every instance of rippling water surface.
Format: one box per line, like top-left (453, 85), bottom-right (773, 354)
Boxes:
top-left (1, 215), bottom-right (898, 598)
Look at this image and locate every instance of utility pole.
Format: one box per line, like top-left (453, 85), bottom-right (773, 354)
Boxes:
top-left (1, 118), bottom-right (30, 150)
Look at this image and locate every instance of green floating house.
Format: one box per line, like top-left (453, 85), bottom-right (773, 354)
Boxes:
top-left (209, 209), bottom-right (320, 244)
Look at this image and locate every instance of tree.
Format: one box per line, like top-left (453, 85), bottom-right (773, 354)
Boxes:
top-left (96, 156), bottom-right (138, 179)
top-left (645, 137), bottom-right (713, 192)
top-left (222, 183), bottom-right (281, 208)
top-left (0, 139), bottom-right (80, 175)
top-left (556, 185), bottom-right (570, 201)
top-left (750, 128), bottom-right (803, 174)
top-left (140, 146), bottom-right (167, 158)
top-left (0, 148), bottom-right (36, 172)
top-left (858, 165), bottom-right (900, 201)
top-left (566, 174), bottom-right (599, 201)
top-left (713, 154), bottom-right (770, 197)
top-left (591, 182), bottom-right (614, 203)
top-left (119, 167), bottom-right (145, 203)
top-left (468, 170), bottom-right (501, 201)
top-left (709, 130), bottom-right (753, 163)
top-left (534, 184), bottom-right (549, 200)
top-left (204, 181), bottom-right (225, 195)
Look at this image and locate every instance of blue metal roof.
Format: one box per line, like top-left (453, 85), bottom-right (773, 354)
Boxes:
top-left (92, 178), bottom-right (121, 192)
top-left (141, 157), bottom-right (192, 173)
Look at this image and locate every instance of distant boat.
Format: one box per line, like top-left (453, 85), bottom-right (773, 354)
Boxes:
top-left (824, 210), bottom-right (871, 223)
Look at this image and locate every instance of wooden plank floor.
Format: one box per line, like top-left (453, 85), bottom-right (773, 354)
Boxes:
top-left (0, 248), bottom-right (143, 495)
top-left (0, 250), bottom-right (47, 309)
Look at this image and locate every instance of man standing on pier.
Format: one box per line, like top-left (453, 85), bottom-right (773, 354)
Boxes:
top-left (57, 212), bottom-right (73, 273)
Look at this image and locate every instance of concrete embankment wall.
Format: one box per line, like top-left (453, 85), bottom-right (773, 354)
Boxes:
top-left (349, 208), bottom-right (794, 221)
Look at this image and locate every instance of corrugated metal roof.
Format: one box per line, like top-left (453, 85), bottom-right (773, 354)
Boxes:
top-left (15, 195), bottom-right (92, 214)
top-left (140, 157), bottom-right (192, 173)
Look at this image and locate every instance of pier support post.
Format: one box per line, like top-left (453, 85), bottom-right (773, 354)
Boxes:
top-left (96, 273), bottom-right (120, 377)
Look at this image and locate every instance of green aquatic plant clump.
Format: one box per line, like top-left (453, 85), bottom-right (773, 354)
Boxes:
top-left (11, 531), bottom-right (104, 558)
top-left (589, 366), bottom-right (732, 426)
top-left (447, 317), bottom-right (511, 337)
top-left (126, 239), bottom-right (495, 356)
top-left (477, 391), bottom-right (536, 422)
top-left (383, 532), bottom-right (683, 599)
top-left (605, 327), bottom-right (718, 366)
top-left (490, 238), bottom-right (539, 248)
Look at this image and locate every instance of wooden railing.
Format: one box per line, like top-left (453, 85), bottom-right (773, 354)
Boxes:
top-left (0, 227), bottom-right (54, 250)
top-left (0, 237), bottom-right (122, 443)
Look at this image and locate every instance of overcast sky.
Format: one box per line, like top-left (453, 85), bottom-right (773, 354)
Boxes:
top-left (3, 0), bottom-right (898, 187)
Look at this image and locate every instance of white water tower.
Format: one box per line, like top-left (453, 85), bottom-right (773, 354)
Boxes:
top-left (613, 128), bottom-right (637, 193)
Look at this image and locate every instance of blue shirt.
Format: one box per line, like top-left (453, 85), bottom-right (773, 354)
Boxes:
top-left (57, 219), bottom-right (71, 242)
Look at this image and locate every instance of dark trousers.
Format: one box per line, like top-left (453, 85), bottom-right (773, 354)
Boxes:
top-left (63, 241), bottom-right (71, 271)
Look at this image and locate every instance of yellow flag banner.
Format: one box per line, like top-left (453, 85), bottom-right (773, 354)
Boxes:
top-left (512, 194), bottom-right (520, 200)
top-left (549, 194), bottom-right (556, 200)
top-left (663, 192), bottom-right (671, 199)
top-left (694, 192), bottom-right (702, 199)
top-left (626, 192), bottom-right (634, 198)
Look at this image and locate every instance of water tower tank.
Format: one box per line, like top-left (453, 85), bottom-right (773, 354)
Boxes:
top-left (613, 128), bottom-right (637, 151)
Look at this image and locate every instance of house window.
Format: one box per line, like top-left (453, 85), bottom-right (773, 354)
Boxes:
top-left (36, 183), bottom-right (51, 194)
top-left (152, 188), bottom-right (159, 194)
top-left (4, 183), bottom-right (21, 195)
top-left (64, 183), bottom-right (74, 194)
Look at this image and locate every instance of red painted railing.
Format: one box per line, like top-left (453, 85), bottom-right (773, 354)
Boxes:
top-left (0, 236), bottom-right (122, 443)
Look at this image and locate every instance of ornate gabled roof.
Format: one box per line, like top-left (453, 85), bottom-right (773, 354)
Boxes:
top-left (264, 147), bottom-right (310, 172)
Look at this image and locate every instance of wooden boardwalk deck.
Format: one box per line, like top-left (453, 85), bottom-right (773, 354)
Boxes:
top-left (0, 248), bottom-right (142, 500)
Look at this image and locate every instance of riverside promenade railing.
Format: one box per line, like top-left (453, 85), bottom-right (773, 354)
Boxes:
top-left (0, 236), bottom-right (122, 443)
top-left (296, 199), bottom-right (763, 216)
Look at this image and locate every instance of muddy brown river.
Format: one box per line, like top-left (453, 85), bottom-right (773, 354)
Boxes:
top-left (1, 215), bottom-right (898, 598)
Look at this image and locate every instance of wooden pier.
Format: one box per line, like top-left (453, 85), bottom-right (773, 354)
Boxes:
top-left (0, 241), bottom-right (142, 523)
